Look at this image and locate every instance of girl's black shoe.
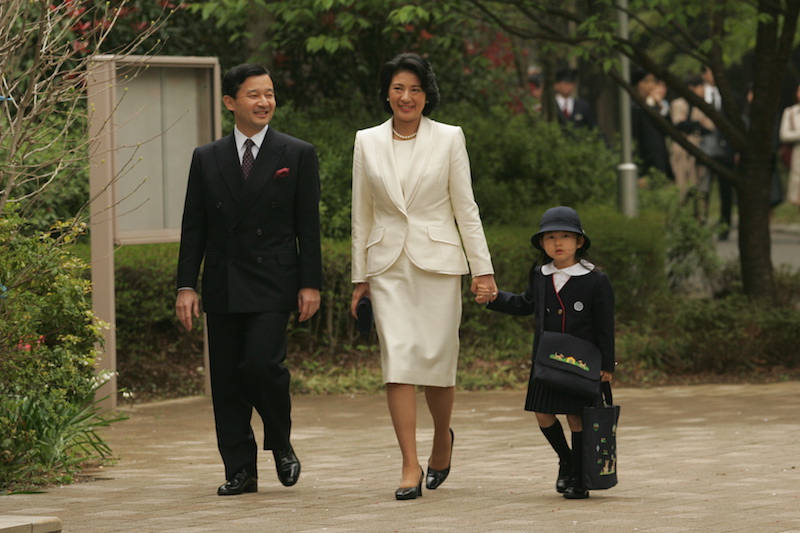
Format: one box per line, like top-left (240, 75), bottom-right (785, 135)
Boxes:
top-left (395, 468), bottom-right (424, 500)
top-left (556, 462), bottom-right (571, 494)
top-left (563, 478), bottom-right (589, 499)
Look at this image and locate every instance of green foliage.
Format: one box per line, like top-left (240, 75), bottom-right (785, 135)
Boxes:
top-left (273, 104), bottom-right (373, 241)
top-left (104, 243), bottom-right (205, 400)
top-left (619, 293), bottom-right (800, 380)
top-left (0, 379), bottom-right (125, 490)
top-left (438, 104), bottom-right (619, 226)
top-left (0, 207), bottom-right (101, 401)
top-left (0, 205), bottom-right (121, 491)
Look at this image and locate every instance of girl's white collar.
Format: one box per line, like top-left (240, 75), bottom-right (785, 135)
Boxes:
top-left (541, 259), bottom-right (595, 276)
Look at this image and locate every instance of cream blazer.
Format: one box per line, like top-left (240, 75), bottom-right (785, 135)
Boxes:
top-left (351, 116), bottom-right (494, 282)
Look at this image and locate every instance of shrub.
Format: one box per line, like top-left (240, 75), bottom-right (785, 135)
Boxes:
top-left (0, 206), bottom-right (121, 490)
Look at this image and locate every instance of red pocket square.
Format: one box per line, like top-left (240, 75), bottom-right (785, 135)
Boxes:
top-left (274, 167), bottom-right (290, 178)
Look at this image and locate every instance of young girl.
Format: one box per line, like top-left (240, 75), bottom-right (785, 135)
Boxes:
top-left (476, 206), bottom-right (615, 499)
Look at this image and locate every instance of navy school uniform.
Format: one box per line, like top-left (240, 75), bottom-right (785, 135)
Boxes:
top-left (487, 264), bottom-right (615, 414)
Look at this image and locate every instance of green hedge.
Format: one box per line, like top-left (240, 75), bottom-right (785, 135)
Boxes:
top-left (100, 202), bottom-right (800, 398)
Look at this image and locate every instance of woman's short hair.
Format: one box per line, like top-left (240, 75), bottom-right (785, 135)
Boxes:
top-left (222, 63), bottom-right (270, 99)
top-left (379, 53), bottom-right (440, 116)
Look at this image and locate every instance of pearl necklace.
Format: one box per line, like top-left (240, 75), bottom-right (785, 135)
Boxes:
top-left (392, 128), bottom-right (417, 140)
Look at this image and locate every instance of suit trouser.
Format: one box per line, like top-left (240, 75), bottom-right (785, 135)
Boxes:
top-left (206, 311), bottom-right (292, 480)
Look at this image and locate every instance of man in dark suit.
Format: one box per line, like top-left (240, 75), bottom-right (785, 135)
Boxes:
top-left (631, 68), bottom-right (675, 181)
top-left (175, 63), bottom-right (322, 496)
top-left (554, 67), bottom-right (598, 130)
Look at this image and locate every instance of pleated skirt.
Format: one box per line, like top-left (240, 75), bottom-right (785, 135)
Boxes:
top-left (524, 373), bottom-right (594, 415)
top-left (368, 252), bottom-right (462, 387)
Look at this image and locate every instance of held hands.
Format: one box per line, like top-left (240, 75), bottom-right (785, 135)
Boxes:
top-left (471, 274), bottom-right (498, 304)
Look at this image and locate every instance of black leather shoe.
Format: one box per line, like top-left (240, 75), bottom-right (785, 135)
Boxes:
top-left (395, 467), bottom-right (424, 500)
top-left (217, 469), bottom-right (258, 496)
top-left (273, 445), bottom-right (301, 487)
top-left (426, 428), bottom-right (454, 490)
top-left (563, 478), bottom-right (589, 499)
top-left (556, 462), bottom-right (571, 494)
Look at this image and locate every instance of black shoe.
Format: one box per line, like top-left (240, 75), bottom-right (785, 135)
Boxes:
top-left (395, 468), bottom-right (424, 500)
top-left (563, 478), bottom-right (589, 500)
top-left (273, 445), bottom-right (301, 487)
top-left (426, 428), bottom-right (454, 490)
top-left (217, 469), bottom-right (258, 496)
top-left (556, 462), bottom-right (571, 494)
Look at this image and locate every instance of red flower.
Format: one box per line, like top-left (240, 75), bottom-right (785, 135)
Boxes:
top-left (274, 168), bottom-right (290, 179)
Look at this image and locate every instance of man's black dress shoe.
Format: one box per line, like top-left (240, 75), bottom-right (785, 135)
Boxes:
top-left (273, 445), bottom-right (301, 487)
top-left (425, 428), bottom-right (454, 490)
top-left (217, 469), bottom-right (258, 496)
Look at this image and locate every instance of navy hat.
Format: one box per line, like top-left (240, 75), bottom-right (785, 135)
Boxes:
top-left (531, 206), bottom-right (591, 252)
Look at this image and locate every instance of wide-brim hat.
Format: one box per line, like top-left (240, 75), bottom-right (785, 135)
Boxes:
top-left (531, 206), bottom-right (591, 252)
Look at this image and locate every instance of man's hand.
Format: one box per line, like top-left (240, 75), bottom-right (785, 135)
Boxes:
top-left (176, 289), bottom-right (200, 331)
top-left (297, 288), bottom-right (321, 322)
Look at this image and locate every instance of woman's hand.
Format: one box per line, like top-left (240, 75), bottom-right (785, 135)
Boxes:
top-left (600, 371), bottom-right (613, 383)
top-left (471, 274), bottom-right (498, 304)
top-left (350, 282), bottom-right (370, 318)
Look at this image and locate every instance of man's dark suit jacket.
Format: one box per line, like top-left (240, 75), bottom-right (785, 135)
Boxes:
top-left (177, 128), bottom-right (323, 313)
top-left (557, 97), bottom-right (597, 130)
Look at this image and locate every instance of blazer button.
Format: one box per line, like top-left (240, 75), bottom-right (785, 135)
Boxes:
top-left (216, 202), bottom-right (222, 209)
top-left (557, 309), bottom-right (563, 315)
top-left (257, 257), bottom-right (263, 264)
top-left (228, 258), bottom-right (234, 265)
top-left (256, 229), bottom-right (262, 236)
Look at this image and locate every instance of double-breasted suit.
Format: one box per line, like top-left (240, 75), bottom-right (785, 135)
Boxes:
top-left (177, 126), bottom-right (322, 480)
top-left (351, 116), bottom-right (493, 387)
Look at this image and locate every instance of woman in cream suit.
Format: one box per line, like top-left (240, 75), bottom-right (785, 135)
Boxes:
top-left (350, 53), bottom-right (497, 500)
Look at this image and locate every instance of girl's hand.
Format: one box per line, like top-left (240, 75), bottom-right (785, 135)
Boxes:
top-left (600, 371), bottom-right (613, 383)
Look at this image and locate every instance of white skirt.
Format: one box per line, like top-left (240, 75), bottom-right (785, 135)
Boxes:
top-left (368, 252), bottom-right (462, 387)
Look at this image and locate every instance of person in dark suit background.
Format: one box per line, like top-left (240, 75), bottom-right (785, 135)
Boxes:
top-left (554, 67), bottom-right (598, 130)
top-left (175, 63), bottom-right (322, 496)
top-left (631, 68), bottom-right (675, 181)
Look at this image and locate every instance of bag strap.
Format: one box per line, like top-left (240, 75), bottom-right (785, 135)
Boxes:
top-left (535, 266), bottom-right (545, 337)
top-left (598, 381), bottom-right (613, 407)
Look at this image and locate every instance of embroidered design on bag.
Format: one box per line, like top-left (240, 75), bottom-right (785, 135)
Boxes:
top-left (548, 351), bottom-right (591, 372)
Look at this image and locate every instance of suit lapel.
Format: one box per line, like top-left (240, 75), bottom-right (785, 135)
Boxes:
top-left (213, 135), bottom-right (244, 199)
top-left (375, 118), bottom-right (407, 214)
top-left (402, 116), bottom-right (435, 206)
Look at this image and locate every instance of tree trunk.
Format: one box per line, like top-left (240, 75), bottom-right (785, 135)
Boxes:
top-left (736, 151), bottom-right (775, 303)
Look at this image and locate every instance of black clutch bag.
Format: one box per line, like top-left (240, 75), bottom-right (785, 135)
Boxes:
top-left (356, 296), bottom-right (373, 336)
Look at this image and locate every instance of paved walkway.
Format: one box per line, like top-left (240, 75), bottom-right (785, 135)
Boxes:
top-left (1, 382), bottom-right (799, 532)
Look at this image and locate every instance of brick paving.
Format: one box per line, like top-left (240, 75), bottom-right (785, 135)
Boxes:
top-left (1, 382), bottom-right (799, 532)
